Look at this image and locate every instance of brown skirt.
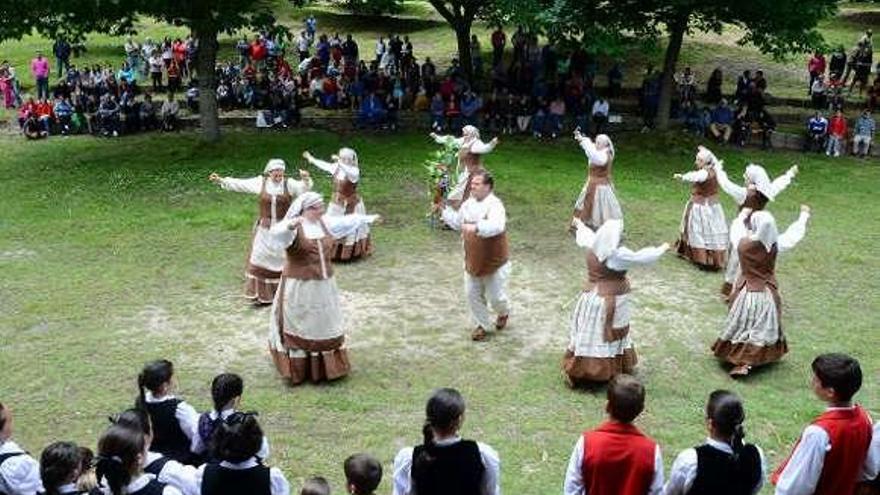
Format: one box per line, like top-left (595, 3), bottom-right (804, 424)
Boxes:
top-left (562, 348), bottom-right (637, 385)
top-left (332, 236), bottom-right (373, 262)
top-left (270, 347), bottom-right (351, 386)
top-left (676, 240), bottom-right (726, 270)
top-left (711, 338), bottom-right (788, 367)
top-left (244, 264), bottom-right (280, 304)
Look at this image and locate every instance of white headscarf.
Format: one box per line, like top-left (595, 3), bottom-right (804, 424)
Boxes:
top-left (744, 164), bottom-right (776, 201)
top-left (338, 147), bottom-right (359, 167)
top-left (593, 219), bottom-right (623, 262)
top-left (462, 125), bottom-right (480, 141)
top-left (749, 210), bottom-right (778, 251)
top-left (264, 158), bottom-right (286, 174)
top-left (696, 146), bottom-right (721, 169)
top-left (286, 191), bottom-right (323, 219)
top-left (596, 134), bottom-right (615, 160)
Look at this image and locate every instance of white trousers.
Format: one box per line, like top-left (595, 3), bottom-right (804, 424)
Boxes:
top-left (465, 262), bottom-right (511, 329)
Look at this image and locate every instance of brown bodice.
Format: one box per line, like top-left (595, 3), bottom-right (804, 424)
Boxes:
top-left (692, 169), bottom-right (720, 203)
top-left (736, 239), bottom-right (778, 292)
top-left (259, 178), bottom-right (292, 228)
top-left (585, 252), bottom-right (630, 295)
top-left (283, 222), bottom-right (336, 280)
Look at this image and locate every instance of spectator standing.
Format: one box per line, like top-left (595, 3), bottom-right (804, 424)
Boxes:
top-left (161, 93), bottom-right (180, 132)
top-left (826, 109), bottom-right (848, 157)
top-left (676, 66), bottom-right (697, 103)
top-left (124, 36), bottom-right (140, 74)
top-left (52, 38), bottom-right (71, 79)
top-left (0, 62), bottom-right (16, 108)
top-left (734, 70), bottom-right (751, 104)
top-left (31, 51), bottom-right (50, 100)
top-left (706, 68), bottom-right (723, 104)
top-left (563, 375), bottom-right (664, 495)
top-left (0, 402), bottom-right (44, 495)
top-left (806, 111), bottom-right (829, 153)
top-left (149, 52), bottom-right (164, 91)
top-left (591, 95), bottom-right (609, 136)
top-left (807, 51), bottom-right (826, 95)
top-left (491, 26), bottom-right (506, 67)
top-left (470, 35), bottom-right (483, 78)
top-left (295, 31), bottom-right (311, 62)
top-left (375, 36), bottom-right (386, 64)
top-left (829, 45), bottom-right (847, 79)
top-left (607, 63), bottom-right (623, 99)
top-left (342, 34), bottom-right (359, 66)
top-left (810, 74), bottom-right (827, 110)
top-left (547, 94), bottom-right (566, 139)
top-left (305, 15), bottom-right (317, 41)
top-left (773, 354), bottom-right (873, 495)
top-left (853, 109), bottom-right (875, 157)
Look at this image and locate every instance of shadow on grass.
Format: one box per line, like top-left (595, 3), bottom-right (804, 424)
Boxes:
top-left (305, 11), bottom-right (445, 35)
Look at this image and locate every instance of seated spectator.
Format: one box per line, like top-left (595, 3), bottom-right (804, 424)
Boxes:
top-left (320, 75), bottom-right (339, 109)
top-left (503, 92), bottom-right (517, 135)
top-left (734, 70), bottom-right (751, 105)
top-left (663, 390), bottom-right (765, 495)
top-left (36, 98), bottom-right (54, 135)
top-left (187, 413), bottom-right (290, 495)
top-left (826, 109), bottom-right (848, 157)
top-left (40, 442), bottom-right (94, 495)
top-left (460, 90), bottom-right (482, 128)
top-left (0, 402), bottom-right (43, 494)
top-left (591, 95), bottom-right (609, 137)
top-left (444, 93), bottom-right (461, 132)
top-left (811, 74), bottom-right (828, 110)
top-left (867, 77), bottom-right (880, 111)
top-left (732, 103), bottom-right (750, 148)
top-left (827, 75), bottom-right (846, 111)
top-left (681, 100), bottom-right (703, 135)
top-left (161, 94), bottom-right (180, 132)
top-left (193, 374), bottom-right (269, 463)
top-left (563, 375), bottom-right (663, 495)
top-left (753, 109), bottom-right (776, 150)
top-left (853, 109), bottom-right (875, 157)
top-left (185, 83), bottom-right (199, 113)
top-left (392, 388), bottom-right (500, 495)
top-left (54, 96), bottom-right (74, 136)
top-left (429, 92), bottom-right (444, 132)
top-left (22, 112), bottom-right (46, 140)
top-left (97, 95), bottom-right (121, 137)
top-left (385, 92), bottom-right (399, 131)
top-left (772, 354), bottom-right (872, 495)
top-left (344, 453), bottom-right (382, 495)
top-left (515, 94), bottom-right (532, 134)
top-left (95, 423), bottom-right (183, 495)
top-left (135, 360), bottom-right (197, 464)
top-left (358, 91), bottom-right (386, 129)
top-left (531, 96), bottom-right (548, 139)
top-left (709, 99), bottom-right (734, 143)
top-left (805, 111), bottom-right (829, 153)
top-left (301, 477), bottom-right (330, 495)
top-left (547, 94), bottom-right (566, 139)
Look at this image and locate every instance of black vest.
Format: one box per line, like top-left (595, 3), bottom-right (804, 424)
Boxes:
top-left (689, 443), bottom-right (762, 495)
top-left (145, 399), bottom-right (192, 464)
top-left (144, 455), bottom-right (172, 477)
top-left (411, 440), bottom-right (484, 495)
top-left (200, 462), bottom-right (271, 495)
top-left (128, 478), bottom-right (167, 495)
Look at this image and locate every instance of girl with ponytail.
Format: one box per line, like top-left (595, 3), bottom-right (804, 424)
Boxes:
top-left (192, 374), bottom-right (270, 462)
top-left (95, 424), bottom-right (182, 495)
top-left (392, 388), bottom-right (501, 495)
top-left (40, 441), bottom-right (86, 495)
top-left (662, 390), bottom-right (765, 495)
top-left (134, 360), bottom-right (200, 465)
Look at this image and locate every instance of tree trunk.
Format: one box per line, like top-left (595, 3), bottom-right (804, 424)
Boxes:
top-left (194, 25), bottom-right (220, 142)
top-left (454, 21), bottom-right (474, 83)
top-left (656, 13), bottom-right (689, 131)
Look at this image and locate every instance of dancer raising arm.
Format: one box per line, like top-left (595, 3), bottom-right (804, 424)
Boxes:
top-left (302, 148), bottom-right (373, 262)
top-left (266, 192), bottom-right (379, 385)
top-left (209, 159), bottom-right (313, 304)
top-left (673, 146), bottom-right (728, 271)
top-left (563, 219), bottom-right (668, 386)
top-left (430, 125), bottom-right (499, 210)
top-left (712, 205), bottom-right (811, 377)
top-left (571, 130), bottom-right (622, 230)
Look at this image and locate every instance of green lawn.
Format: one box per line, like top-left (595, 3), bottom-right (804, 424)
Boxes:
top-left (0, 129), bottom-right (877, 493)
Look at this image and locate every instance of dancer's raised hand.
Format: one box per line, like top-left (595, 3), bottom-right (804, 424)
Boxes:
top-left (673, 173), bottom-right (683, 180)
top-left (800, 204), bottom-right (811, 215)
top-left (208, 172), bottom-right (221, 183)
top-left (302, 151), bottom-right (312, 161)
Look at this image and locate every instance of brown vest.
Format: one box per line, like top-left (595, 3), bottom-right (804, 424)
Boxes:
top-left (692, 169), bottom-right (720, 204)
top-left (283, 222), bottom-right (335, 280)
top-left (333, 175), bottom-right (359, 214)
top-left (587, 156), bottom-right (613, 185)
top-left (740, 188), bottom-right (769, 211)
top-left (463, 205), bottom-right (509, 277)
top-left (586, 252), bottom-right (631, 342)
top-left (736, 239), bottom-right (778, 293)
top-left (258, 178), bottom-right (293, 228)
top-left (458, 145), bottom-right (483, 175)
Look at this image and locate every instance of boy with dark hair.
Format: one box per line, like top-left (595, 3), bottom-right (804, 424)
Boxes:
top-left (301, 476), bottom-right (331, 495)
top-left (562, 374), bottom-right (664, 495)
top-left (344, 453), bottom-right (382, 495)
top-left (773, 353), bottom-right (873, 495)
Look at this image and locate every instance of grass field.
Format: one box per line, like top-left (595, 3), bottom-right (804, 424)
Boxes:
top-left (0, 129), bottom-right (877, 493)
top-left (1, 0), bottom-right (878, 115)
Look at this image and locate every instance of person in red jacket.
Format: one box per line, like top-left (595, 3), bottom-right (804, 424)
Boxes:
top-left (35, 98), bottom-right (54, 135)
top-left (250, 35), bottom-right (267, 70)
top-left (826, 109), bottom-right (849, 157)
top-left (773, 353), bottom-right (873, 495)
top-left (562, 374), bottom-right (664, 495)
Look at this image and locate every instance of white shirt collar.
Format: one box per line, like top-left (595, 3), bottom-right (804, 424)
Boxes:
top-left (219, 457), bottom-right (260, 470)
top-left (825, 405), bottom-right (855, 411)
top-left (704, 437), bottom-right (734, 454)
top-left (0, 440), bottom-right (23, 454)
top-left (58, 483), bottom-right (80, 494)
top-left (145, 391), bottom-right (176, 403)
top-left (126, 473), bottom-right (156, 492)
top-left (433, 435), bottom-right (462, 447)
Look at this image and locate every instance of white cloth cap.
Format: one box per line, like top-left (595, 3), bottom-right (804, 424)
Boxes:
top-left (338, 147), bottom-right (358, 167)
top-left (744, 164), bottom-right (776, 201)
top-left (286, 191), bottom-right (323, 219)
top-left (596, 134), bottom-right (615, 159)
top-left (696, 146), bottom-right (721, 169)
top-left (462, 125), bottom-right (480, 140)
top-left (749, 210), bottom-right (778, 251)
top-left (264, 159), bottom-right (286, 174)
top-left (593, 219), bottom-right (623, 262)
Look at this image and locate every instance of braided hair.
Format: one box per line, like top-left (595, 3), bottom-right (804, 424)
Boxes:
top-left (706, 390), bottom-right (746, 460)
top-left (412, 388), bottom-right (465, 471)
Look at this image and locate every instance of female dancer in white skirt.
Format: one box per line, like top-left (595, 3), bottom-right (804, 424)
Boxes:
top-left (563, 218), bottom-right (669, 386)
top-left (430, 125), bottom-right (499, 210)
top-left (302, 148), bottom-right (373, 262)
top-left (209, 159), bottom-right (313, 304)
top-left (674, 146), bottom-right (728, 270)
top-left (712, 205), bottom-right (810, 377)
top-left (571, 130), bottom-right (623, 230)
top-left (717, 163), bottom-right (798, 296)
top-left (266, 192), bottom-right (379, 385)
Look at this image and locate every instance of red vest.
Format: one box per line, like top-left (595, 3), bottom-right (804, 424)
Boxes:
top-left (582, 421), bottom-right (657, 495)
top-left (773, 406), bottom-right (873, 495)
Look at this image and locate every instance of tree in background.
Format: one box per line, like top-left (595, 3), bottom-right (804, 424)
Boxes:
top-left (337, 0), bottom-right (404, 15)
top-left (426, 0), bottom-right (499, 83)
